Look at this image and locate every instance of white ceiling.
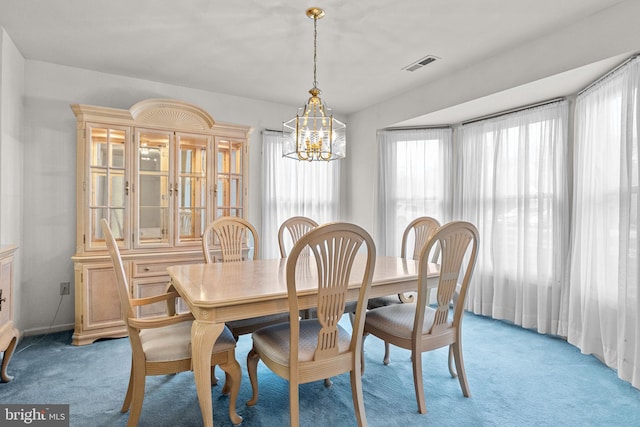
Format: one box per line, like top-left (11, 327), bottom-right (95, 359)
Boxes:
top-left (0, 0), bottom-right (630, 125)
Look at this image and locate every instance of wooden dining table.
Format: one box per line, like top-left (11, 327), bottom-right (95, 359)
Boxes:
top-left (166, 255), bottom-right (439, 427)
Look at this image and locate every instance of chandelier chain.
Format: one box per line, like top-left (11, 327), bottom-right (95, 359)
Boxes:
top-left (313, 14), bottom-right (318, 89)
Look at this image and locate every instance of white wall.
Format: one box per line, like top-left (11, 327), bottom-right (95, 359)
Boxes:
top-left (345, 0), bottom-right (640, 241)
top-left (21, 61), bottom-right (298, 333)
top-left (0, 28), bottom-right (24, 330)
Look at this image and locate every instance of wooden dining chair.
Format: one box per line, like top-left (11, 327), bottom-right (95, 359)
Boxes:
top-left (367, 216), bottom-right (441, 364)
top-left (278, 216), bottom-right (320, 319)
top-left (100, 219), bottom-right (242, 427)
top-left (278, 216), bottom-right (319, 258)
top-left (363, 221), bottom-right (479, 415)
top-left (246, 222), bottom-right (376, 427)
top-left (277, 215), bottom-right (341, 387)
top-left (202, 216), bottom-right (289, 338)
top-left (202, 216), bottom-right (259, 264)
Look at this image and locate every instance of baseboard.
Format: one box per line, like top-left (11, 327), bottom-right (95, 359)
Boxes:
top-left (21, 323), bottom-right (74, 337)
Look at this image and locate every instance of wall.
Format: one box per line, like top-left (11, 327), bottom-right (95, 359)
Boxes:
top-left (0, 28), bottom-right (24, 330)
top-left (21, 61), bottom-right (298, 333)
top-left (345, 0), bottom-right (640, 241)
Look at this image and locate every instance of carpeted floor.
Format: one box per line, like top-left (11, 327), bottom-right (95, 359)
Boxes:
top-left (1, 312), bottom-right (638, 426)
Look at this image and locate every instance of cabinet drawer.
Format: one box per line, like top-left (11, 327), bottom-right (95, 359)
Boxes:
top-left (132, 258), bottom-right (202, 278)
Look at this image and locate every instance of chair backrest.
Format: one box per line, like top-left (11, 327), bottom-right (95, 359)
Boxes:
top-left (100, 219), bottom-right (135, 326)
top-left (401, 216), bottom-right (441, 261)
top-left (277, 216), bottom-right (319, 258)
top-left (202, 217), bottom-right (259, 263)
top-left (415, 221), bottom-right (479, 337)
top-left (286, 222), bottom-right (376, 363)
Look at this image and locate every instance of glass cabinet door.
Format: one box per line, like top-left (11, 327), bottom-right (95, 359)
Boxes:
top-left (87, 125), bottom-right (129, 250)
top-left (135, 130), bottom-right (172, 247)
top-left (175, 133), bottom-right (209, 246)
top-left (216, 137), bottom-right (244, 218)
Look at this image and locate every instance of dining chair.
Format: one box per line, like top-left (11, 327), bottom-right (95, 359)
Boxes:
top-left (278, 216), bottom-right (323, 317)
top-left (363, 221), bottom-right (479, 415)
top-left (277, 216), bottom-right (319, 258)
top-left (277, 215), bottom-right (344, 387)
top-left (246, 222), bottom-right (376, 427)
top-left (202, 216), bottom-right (260, 264)
top-left (100, 219), bottom-right (242, 427)
top-left (202, 216), bottom-right (289, 338)
top-left (367, 216), bottom-right (441, 364)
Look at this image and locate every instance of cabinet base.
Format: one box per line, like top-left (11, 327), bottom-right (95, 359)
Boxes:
top-left (72, 327), bottom-right (127, 346)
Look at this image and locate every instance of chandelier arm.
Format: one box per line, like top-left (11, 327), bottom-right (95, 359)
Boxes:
top-left (319, 150), bottom-right (332, 161)
top-left (298, 151), bottom-right (309, 161)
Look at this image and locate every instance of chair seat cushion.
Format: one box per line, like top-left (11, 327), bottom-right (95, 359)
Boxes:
top-left (303, 300), bottom-right (358, 318)
top-left (252, 319), bottom-right (351, 366)
top-left (365, 304), bottom-right (440, 339)
top-left (367, 295), bottom-right (403, 309)
top-left (140, 321), bottom-right (235, 363)
top-left (228, 313), bottom-right (290, 335)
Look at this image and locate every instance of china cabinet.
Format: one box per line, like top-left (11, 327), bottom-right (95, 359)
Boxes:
top-left (0, 244), bottom-right (18, 382)
top-left (71, 99), bottom-right (251, 345)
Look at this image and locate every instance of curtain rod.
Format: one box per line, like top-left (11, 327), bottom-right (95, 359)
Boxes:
top-left (461, 97), bottom-right (565, 126)
top-left (577, 53), bottom-right (639, 96)
top-left (263, 128), bottom-right (282, 134)
top-left (382, 124), bottom-right (451, 131)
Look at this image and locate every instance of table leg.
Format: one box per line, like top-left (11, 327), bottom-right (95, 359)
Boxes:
top-left (192, 320), bottom-right (225, 427)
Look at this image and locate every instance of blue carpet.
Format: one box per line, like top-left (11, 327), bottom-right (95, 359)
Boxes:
top-left (1, 312), bottom-right (638, 426)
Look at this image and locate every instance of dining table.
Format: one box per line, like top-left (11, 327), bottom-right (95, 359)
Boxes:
top-left (166, 254), bottom-right (440, 427)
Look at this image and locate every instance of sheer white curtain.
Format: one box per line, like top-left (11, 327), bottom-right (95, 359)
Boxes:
top-left (562, 56), bottom-right (640, 388)
top-left (377, 128), bottom-right (452, 255)
top-left (261, 130), bottom-right (341, 259)
top-left (455, 102), bottom-right (570, 334)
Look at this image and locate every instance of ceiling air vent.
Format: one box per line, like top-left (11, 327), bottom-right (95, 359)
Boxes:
top-left (402, 55), bottom-right (439, 72)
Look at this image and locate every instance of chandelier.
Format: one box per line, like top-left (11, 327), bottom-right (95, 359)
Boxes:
top-left (283, 7), bottom-right (346, 162)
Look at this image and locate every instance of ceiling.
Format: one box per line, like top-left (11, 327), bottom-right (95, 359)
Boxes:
top-left (0, 0), bottom-right (630, 125)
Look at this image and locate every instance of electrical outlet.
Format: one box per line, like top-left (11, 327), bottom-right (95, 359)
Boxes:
top-left (60, 282), bottom-right (70, 295)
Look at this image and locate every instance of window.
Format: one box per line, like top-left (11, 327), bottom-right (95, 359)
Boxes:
top-left (261, 130), bottom-right (341, 259)
top-left (456, 101), bottom-right (570, 332)
top-left (566, 56), bottom-right (640, 388)
top-left (377, 128), bottom-right (452, 256)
